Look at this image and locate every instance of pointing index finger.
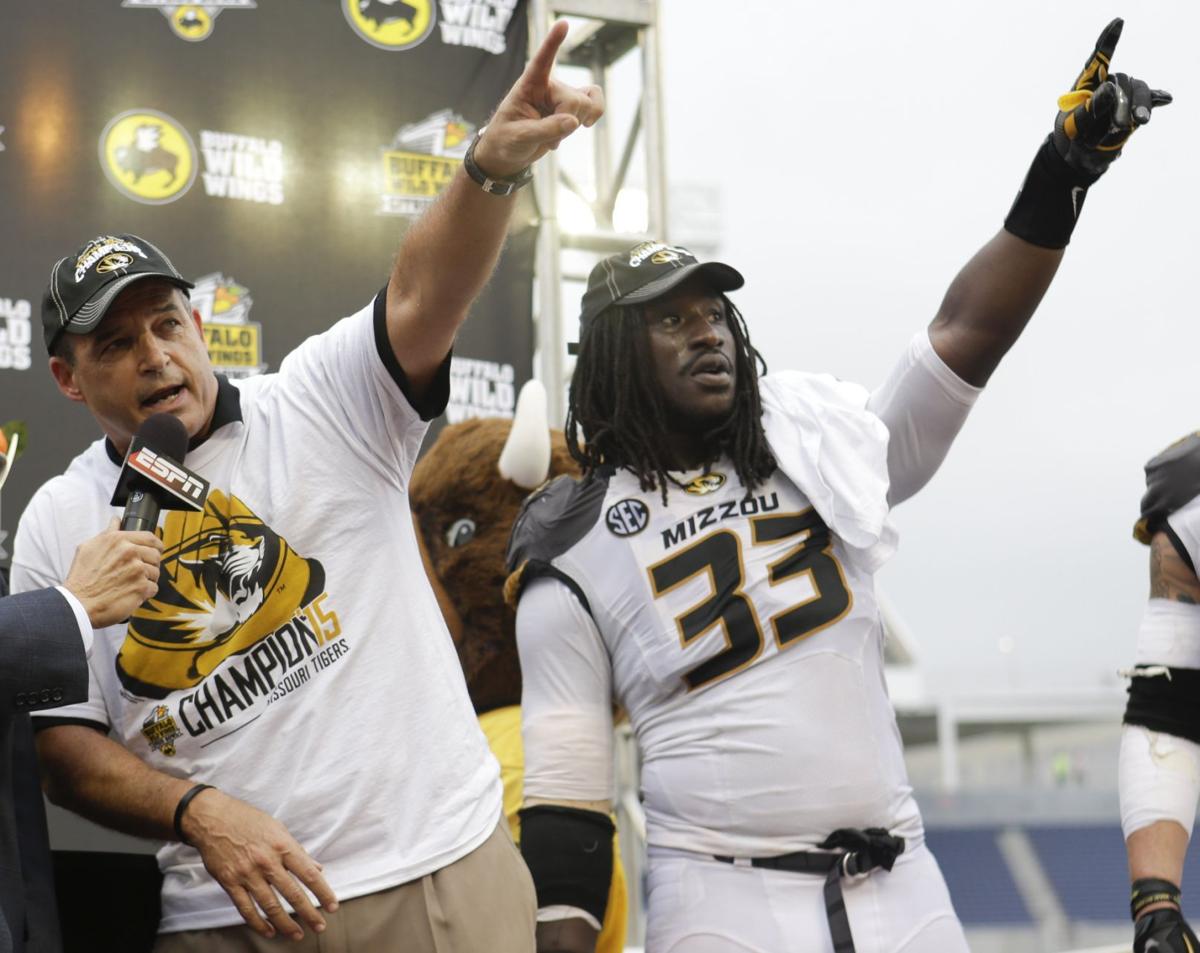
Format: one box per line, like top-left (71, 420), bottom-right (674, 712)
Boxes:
top-left (524, 20), bottom-right (569, 89)
top-left (1093, 17), bottom-right (1123, 66)
top-left (1073, 17), bottom-right (1123, 92)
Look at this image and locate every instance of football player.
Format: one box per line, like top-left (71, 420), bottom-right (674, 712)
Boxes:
top-left (1122, 434), bottom-right (1200, 953)
top-left (507, 19), bottom-right (1170, 953)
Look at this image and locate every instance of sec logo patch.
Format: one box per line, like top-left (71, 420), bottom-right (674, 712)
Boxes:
top-left (606, 499), bottom-right (649, 537)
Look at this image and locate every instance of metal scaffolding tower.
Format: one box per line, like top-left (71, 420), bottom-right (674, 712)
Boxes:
top-left (525, 4), bottom-right (667, 940)
top-left (528, 0), bottom-right (668, 425)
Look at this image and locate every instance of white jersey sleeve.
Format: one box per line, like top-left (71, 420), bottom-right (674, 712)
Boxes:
top-left (868, 330), bottom-right (982, 507)
top-left (517, 576), bottom-right (615, 804)
top-left (272, 293), bottom-right (447, 486)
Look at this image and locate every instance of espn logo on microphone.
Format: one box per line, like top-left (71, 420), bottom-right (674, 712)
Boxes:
top-left (128, 446), bottom-right (209, 510)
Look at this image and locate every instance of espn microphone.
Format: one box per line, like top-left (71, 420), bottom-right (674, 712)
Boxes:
top-left (111, 414), bottom-right (209, 531)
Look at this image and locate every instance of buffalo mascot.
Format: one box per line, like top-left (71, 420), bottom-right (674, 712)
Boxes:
top-left (410, 382), bottom-right (628, 952)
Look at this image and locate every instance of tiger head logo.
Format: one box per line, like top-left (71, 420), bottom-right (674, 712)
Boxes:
top-left (684, 472), bottom-right (726, 495)
top-left (117, 489), bottom-right (325, 698)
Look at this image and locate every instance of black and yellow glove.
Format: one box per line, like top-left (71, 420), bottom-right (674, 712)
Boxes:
top-left (1134, 908), bottom-right (1199, 953)
top-left (1005, 18), bottom-right (1172, 249)
top-left (1052, 17), bottom-right (1172, 178)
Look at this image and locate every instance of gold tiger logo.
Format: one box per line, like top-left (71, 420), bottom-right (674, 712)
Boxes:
top-left (117, 489), bottom-right (325, 698)
top-left (684, 472), bottom-right (726, 495)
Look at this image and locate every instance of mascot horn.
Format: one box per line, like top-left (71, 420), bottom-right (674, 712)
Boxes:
top-left (410, 380), bottom-right (628, 953)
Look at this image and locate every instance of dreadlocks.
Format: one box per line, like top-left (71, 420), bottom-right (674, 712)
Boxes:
top-left (566, 295), bottom-right (776, 503)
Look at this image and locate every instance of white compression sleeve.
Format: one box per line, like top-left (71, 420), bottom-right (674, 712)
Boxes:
top-left (516, 576), bottom-right (615, 803)
top-left (1131, 599), bottom-right (1200, 668)
top-left (1120, 724), bottom-right (1200, 839)
top-left (868, 330), bottom-right (982, 507)
top-left (1120, 599), bottom-right (1200, 837)
top-left (517, 577), bottom-right (614, 927)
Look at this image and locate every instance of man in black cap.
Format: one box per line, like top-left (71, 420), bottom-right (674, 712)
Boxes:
top-left (13, 22), bottom-right (603, 953)
top-left (506, 20), bottom-right (1169, 953)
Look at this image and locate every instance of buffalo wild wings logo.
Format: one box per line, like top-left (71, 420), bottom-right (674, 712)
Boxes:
top-left (379, 109), bottom-right (473, 217)
top-left (0, 298), bottom-right (32, 372)
top-left (100, 110), bottom-right (197, 205)
top-left (199, 130), bottom-right (285, 206)
top-left (343, 0), bottom-right (435, 51)
top-left (118, 489), bottom-right (327, 699)
top-left (438, 0), bottom-right (518, 55)
top-left (141, 705), bottom-right (183, 756)
top-left (447, 357), bottom-right (515, 423)
top-left (192, 273), bottom-right (266, 378)
top-left (121, 1), bottom-right (257, 42)
top-left (684, 472), bottom-right (726, 496)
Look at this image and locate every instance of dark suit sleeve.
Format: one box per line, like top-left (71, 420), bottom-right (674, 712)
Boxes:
top-left (0, 589), bottom-right (90, 714)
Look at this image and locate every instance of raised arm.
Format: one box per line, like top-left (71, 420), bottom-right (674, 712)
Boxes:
top-left (928, 18), bottom-right (1170, 386)
top-left (386, 21), bottom-right (603, 396)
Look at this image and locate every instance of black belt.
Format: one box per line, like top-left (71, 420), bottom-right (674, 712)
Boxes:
top-left (713, 827), bottom-right (906, 953)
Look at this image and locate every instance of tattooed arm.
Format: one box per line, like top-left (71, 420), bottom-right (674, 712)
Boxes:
top-left (1148, 532), bottom-right (1200, 604)
top-left (1123, 531), bottom-right (1200, 921)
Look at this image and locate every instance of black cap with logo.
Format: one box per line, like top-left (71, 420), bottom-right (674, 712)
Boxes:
top-left (571, 241), bottom-right (744, 353)
top-left (42, 234), bottom-right (194, 352)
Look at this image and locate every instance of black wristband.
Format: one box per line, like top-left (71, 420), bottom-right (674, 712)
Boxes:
top-left (1004, 135), bottom-right (1101, 249)
top-left (173, 783), bottom-right (215, 846)
top-left (1132, 876), bottom-right (1183, 921)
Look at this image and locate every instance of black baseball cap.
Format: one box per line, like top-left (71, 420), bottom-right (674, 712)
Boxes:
top-left (42, 233), bottom-right (194, 352)
top-left (571, 241), bottom-right (744, 353)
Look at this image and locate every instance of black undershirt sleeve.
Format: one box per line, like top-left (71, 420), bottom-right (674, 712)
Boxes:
top-left (371, 286), bottom-right (452, 422)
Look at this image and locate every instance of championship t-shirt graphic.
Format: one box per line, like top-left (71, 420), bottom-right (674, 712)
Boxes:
top-left (118, 488), bottom-right (329, 701)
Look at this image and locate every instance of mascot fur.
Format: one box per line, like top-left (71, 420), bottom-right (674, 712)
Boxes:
top-left (411, 382), bottom-right (627, 951)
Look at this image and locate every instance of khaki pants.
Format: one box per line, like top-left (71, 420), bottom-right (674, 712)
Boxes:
top-left (154, 820), bottom-right (535, 953)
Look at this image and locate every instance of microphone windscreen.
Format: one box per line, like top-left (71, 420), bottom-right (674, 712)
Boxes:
top-left (136, 413), bottom-right (189, 464)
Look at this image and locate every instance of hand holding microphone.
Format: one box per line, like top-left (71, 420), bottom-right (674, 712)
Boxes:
top-left (64, 519), bottom-right (163, 628)
top-left (67, 413), bottom-right (210, 628)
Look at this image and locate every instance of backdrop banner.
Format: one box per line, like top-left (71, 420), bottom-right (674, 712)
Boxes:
top-left (0, 0), bottom-right (534, 567)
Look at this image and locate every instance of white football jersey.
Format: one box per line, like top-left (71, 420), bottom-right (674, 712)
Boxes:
top-left (513, 333), bottom-right (982, 858)
top-left (517, 461), bottom-right (921, 856)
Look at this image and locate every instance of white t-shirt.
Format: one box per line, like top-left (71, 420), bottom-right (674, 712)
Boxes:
top-left (13, 297), bottom-right (502, 932)
top-left (515, 331), bottom-right (979, 857)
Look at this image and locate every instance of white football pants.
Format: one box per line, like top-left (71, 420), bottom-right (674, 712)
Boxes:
top-left (643, 841), bottom-right (969, 953)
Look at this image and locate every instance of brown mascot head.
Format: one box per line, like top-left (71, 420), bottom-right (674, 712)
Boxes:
top-left (411, 382), bottom-right (578, 714)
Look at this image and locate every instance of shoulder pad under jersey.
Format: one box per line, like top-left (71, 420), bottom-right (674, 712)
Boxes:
top-left (1135, 433), bottom-right (1200, 544)
top-left (504, 472), bottom-right (610, 606)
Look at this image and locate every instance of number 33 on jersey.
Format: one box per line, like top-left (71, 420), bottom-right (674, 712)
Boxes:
top-left (509, 462), bottom-right (868, 702)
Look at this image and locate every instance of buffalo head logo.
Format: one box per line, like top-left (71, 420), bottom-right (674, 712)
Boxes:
top-left (113, 123), bottom-right (180, 185)
top-left (360, 0), bottom-right (419, 27)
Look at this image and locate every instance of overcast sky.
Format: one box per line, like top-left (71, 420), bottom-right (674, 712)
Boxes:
top-left (647, 1), bottom-right (1200, 695)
